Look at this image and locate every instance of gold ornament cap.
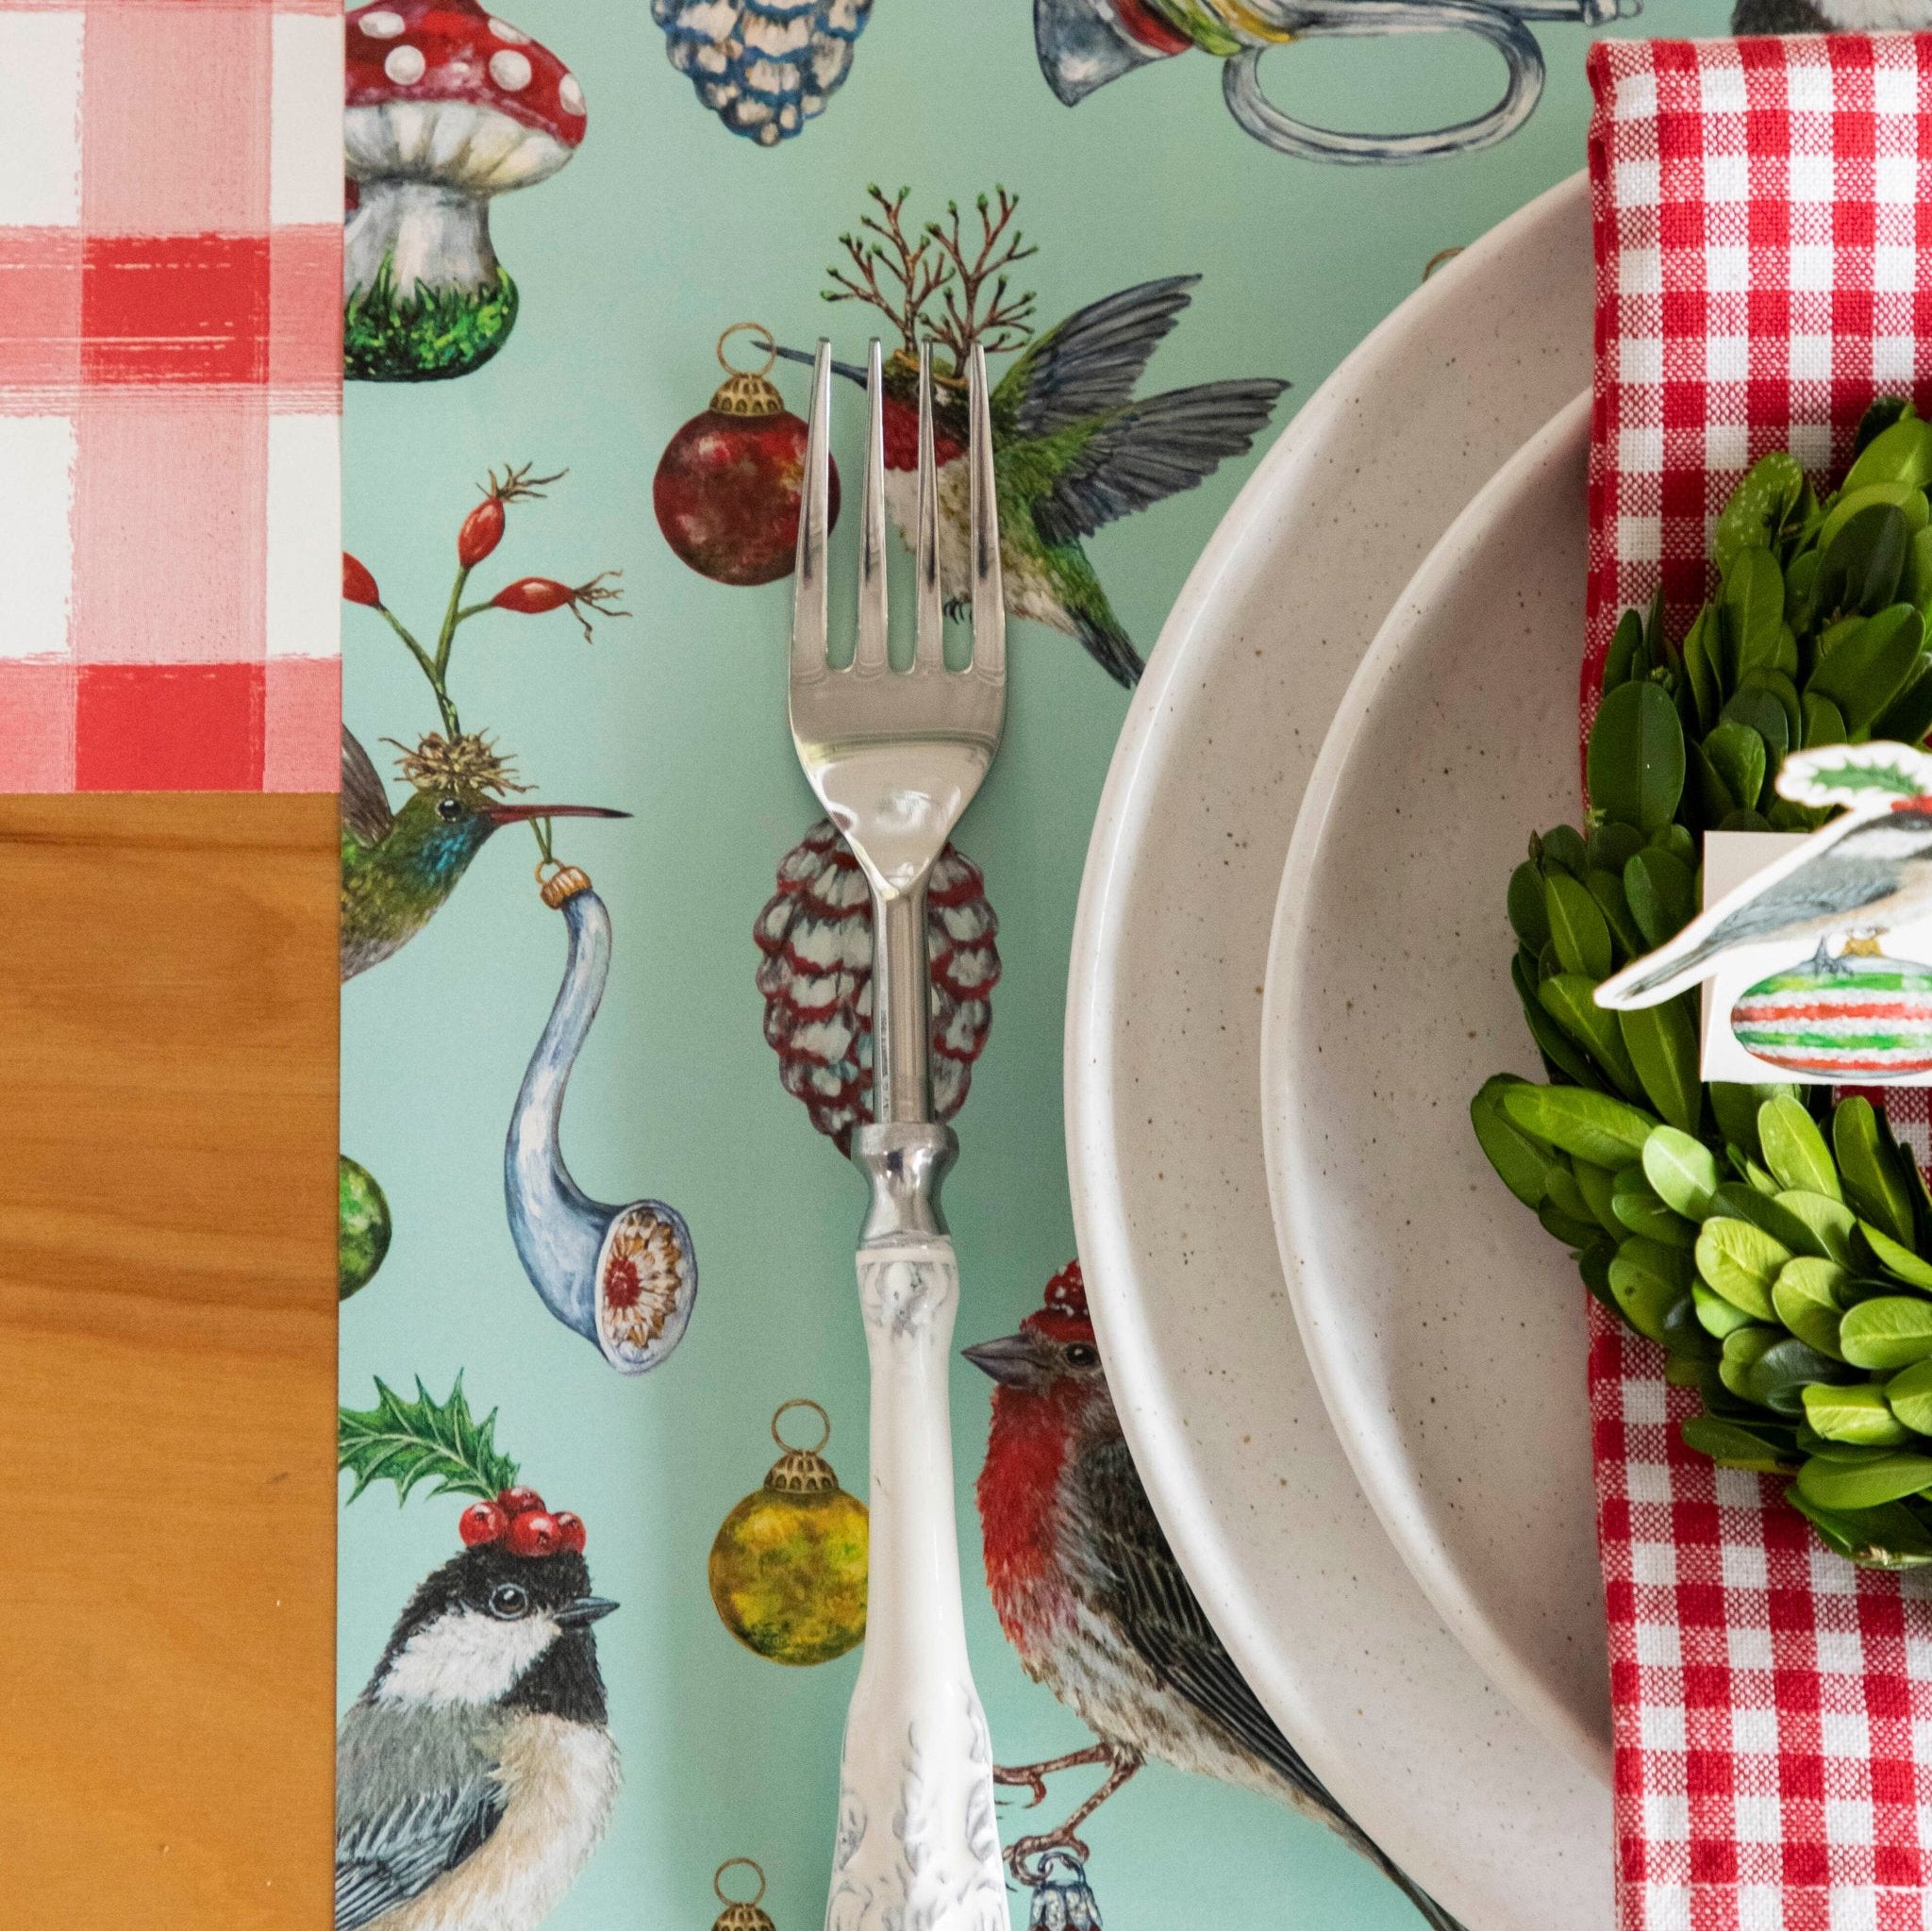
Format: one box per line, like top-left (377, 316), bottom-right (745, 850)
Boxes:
top-left (713, 1859), bottom-right (774, 1931)
top-left (537, 859), bottom-right (593, 908)
top-left (764, 1398), bottom-right (839, 1496)
top-left (711, 325), bottom-right (785, 419)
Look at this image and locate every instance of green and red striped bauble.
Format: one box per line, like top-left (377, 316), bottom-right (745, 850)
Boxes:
top-left (1732, 955), bottom-right (1932, 1080)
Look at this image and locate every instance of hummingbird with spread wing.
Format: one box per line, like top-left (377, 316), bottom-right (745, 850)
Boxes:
top-left (772, 186), bottom-right (1288, 687)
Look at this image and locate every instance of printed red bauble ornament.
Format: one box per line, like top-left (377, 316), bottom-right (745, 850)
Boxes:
top-left (654, 324), bottom-right (840, 588)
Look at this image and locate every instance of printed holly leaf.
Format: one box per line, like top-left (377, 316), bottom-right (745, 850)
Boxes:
top-left (339, 1374), bottom-right (519, 1507)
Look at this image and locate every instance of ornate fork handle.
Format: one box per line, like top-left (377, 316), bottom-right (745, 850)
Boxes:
top-left (826, 1176), bottom-right (1006, 1931)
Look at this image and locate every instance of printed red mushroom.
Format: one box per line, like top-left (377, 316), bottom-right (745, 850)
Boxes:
top-left (344, 0), bottom-right (587, 382)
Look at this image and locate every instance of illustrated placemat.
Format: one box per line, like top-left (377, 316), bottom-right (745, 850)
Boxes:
top-left (325, 3), bottom-right (1740, 1931)
top-left (0, 0), bottom-right (341, 791)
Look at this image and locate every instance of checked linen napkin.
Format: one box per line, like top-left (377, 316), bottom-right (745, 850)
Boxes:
top-left (1586, 36), bottom-right (1932, 1931)
top-left (0, 0), bottom-right (341, 791)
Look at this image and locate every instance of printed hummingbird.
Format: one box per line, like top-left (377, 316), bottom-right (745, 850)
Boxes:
top-left (340, 726), bottom-right (625, 982)
top-left (770, 190), bottom-right (1287, 687)
top-left (966, 1262), bottom-right (1464, 1931)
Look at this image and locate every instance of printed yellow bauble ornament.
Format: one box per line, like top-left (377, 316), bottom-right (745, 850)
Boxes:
top-left (712, 1859), bottom-right (775, 1931)
top-left (708, 1399), bottom-right (867, 1666)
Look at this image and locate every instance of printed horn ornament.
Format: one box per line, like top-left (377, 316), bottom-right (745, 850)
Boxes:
top-left (506, 860), bottom-right (698, 1372)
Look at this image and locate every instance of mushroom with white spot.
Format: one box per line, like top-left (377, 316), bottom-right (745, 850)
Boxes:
top-left (344, 0), bottom-right (587, 381)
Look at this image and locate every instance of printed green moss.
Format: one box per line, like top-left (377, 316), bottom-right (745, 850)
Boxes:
top-left (345, 258), bottom-right (520, 383)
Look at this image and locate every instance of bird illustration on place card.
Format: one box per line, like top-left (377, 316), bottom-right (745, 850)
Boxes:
top-left (1598, 743), bottom-right (1932, 1085)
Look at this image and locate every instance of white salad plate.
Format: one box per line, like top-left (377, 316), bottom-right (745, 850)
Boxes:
top-left (1067, 172), bottom-right (1608, 1931)
top-left (1263, 392), bottom-right (1613, 1785)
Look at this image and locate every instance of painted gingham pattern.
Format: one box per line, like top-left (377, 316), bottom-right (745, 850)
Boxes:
top-left (0, 0), bottom-right (341, 791)
top-left (1588, 39), bottom-right (1932, 1928)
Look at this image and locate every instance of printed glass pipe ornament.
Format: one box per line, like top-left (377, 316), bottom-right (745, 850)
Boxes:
top-left (708, 1399), bottom-right (869, 1665)
top-left (1033, 0), bottom-right (1636, 161)
top-left (650, 0), bottom-right (871, 144)
top-left (506, 859), bottom-right (698, 1372)
top-left (655, 325), bottom-right (841, 587)
top-left (754, 818), bottom-right (999, 1155)
top-left (1026, 1852), bottom-right (1102, 1931)
top-left (711, 1859), bottom-right (776, 1931)
top-left (344, 0), bottom-right (586, 380)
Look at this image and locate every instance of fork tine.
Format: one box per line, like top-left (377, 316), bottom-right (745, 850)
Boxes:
top-left (791, 339), bottom-right (833, 676)
top-left (967, 343), bottom-right (1004, 683)
top-left (854, 339), bottom-right (889, 675)
top-left (913, 340), bottom-right (944, 672)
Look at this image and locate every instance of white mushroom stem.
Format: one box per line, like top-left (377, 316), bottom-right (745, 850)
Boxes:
top-left (346, 178), bottom-right (499, 300)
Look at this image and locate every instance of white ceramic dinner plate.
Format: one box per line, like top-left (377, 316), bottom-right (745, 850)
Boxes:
top-left (1263, 392), bottom-right (1613, 1785)
top-left (1067, 174), bottom-right (1608, 1930)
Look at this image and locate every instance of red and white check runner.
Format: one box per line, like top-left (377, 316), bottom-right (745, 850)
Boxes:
top-left (0, 0), bottom-right (341, 791)
top-left (1588, 37), bottom-right (1932, 1930)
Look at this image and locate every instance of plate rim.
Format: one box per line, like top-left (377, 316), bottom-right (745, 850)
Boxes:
top-left (1064, 168), bottom-right (1606, 1922)
top-left (1257, 388), bottom-right (1610, 1781)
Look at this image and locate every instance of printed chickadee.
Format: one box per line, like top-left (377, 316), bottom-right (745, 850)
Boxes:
top-left (335, 1499), bottom-right (620, 1931)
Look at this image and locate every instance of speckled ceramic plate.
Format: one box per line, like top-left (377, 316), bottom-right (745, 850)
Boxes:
top-left (1263, 392), bottom-right (1612, 1786)
top-left (1067, 174), bottom-right (1608, 1931)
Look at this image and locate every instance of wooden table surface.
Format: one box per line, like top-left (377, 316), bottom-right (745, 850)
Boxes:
top-left (0, 796), bottom-right (337, 1928)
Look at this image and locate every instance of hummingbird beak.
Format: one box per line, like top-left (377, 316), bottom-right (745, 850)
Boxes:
top-left (766, 341), bottom-right (869, 386)
top-left (962, 1334), bottom-right (1036, 1387)
top-left (482, 804), bottom-right (630, 825)
top-left (555, 1594), bottom-right (619, 1627)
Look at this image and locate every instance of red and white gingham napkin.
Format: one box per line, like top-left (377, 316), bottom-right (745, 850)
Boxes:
top-left (0, 0), bottom-right (341, 791)
top-left (1587, 37), bottom-right (1932, 1929)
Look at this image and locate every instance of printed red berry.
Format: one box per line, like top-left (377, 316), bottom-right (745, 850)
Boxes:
top-left (554, 1511), bottom-right (587, 1554)
top-left (507, 1509), bottom-right (563, 1557)
top-left (459, 1500), bottom-right (508, 1547)
top-left (496, 1486), bottom-right (546, 1517)
top-left (490, 573), bottom-right (627, 641)
top-left (458, 498), bottom-right (506, 570)
top-left (342, 552), bottom-right (381, 608)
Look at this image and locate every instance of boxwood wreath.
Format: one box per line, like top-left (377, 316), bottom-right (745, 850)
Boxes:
top-left (1472, 396), bottom-right (1932, 1571)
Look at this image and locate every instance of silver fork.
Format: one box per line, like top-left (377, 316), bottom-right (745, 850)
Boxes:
top-left (791, 337), bottom-right (1008, 1931)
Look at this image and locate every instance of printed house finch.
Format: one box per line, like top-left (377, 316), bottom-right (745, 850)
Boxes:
top-left (967, 1262), bottom-right (1463, 1931)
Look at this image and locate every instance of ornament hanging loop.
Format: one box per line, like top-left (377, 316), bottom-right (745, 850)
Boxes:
top-left (771, 1396), bottom-right (831, 1456)
top-left (717, 322), bottom-right (779, 380)
top-left (715, 1858), bottom-right (767, 1908)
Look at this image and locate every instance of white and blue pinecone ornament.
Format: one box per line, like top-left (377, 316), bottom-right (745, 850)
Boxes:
top-left (651, 0), bottom-right (872, 145)
top-left (1027, 1852), bottom-right (1102, 1931)
top-left (754, 818), bottom-right (999, 1155)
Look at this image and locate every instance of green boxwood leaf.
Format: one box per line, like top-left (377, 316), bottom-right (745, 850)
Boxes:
top-left (1537, 824), bottom-right (1589, 879)
top-left (1807, 603), bottom-right (1924, 736)
top-left (1858, 1219), bottom-right (1932, 1290)
top-left (1544, 873), bottom-right (1613, 981)
top-left (1642, 1125), bottom-right (1719, 1220)
top-left (1802, 1381), bottom-right (1912, 1446)
top-left (1624, 847), bottom-right (1697, 950)
top-left (1695, 1280), bottom-right (1760, 1339)
top-left (1507, 858), bottom-right (1551, 953)
top-left (1680, 606), bottom-right (1720, 731)
top-left (1774, 1189), bottom-right (1856, 1263)
top-left (1715, 451), bottom-right (1805, 574)
top-left (1798, 1448), bottom-right (1932, 1510)
top-left (1774, 1256), bottom-right (1850, 1359)
top-left (1588, 679), bottom-right (1687, 834)
top-left (1884, 1357), bottom-right (1932, 1436)
top-left (1873, 658), bottom-right (1932, 748)
top-left (1511, 955), bottom-right (1604, 1090)
top-left (1587, 868), bottom-right (1647, 960)
top-left (1812, 501), bottom-right (1909, 619)
top-left (1723, 546), bottom-right (1786, 683)
top-left (1609, 1238), bottom-right (1701, 1353)
top-left (1842, 415), bottom-right (1932, 492)
top-left (1704, 722), bottom-right (1768, 815)
top-left (1696, 1217), bottom-right (1792, 1322)
top-left (1540, 974), bottom-right (1642, 1098)
top-left (1620, 999), bottom-right (1701, 1134)
top-left (1681, 1412), bottom-right (1801, 1471)
top-left (1612, 1166), bottom-right (1697, 1247)
top-left (1840, 1295), bottom-right (1932, 1370)
top-left (1800, 690), bottom-right (1848, 749)
top-left (1834, 1095), bottom-right (1917, 1246)
top-left (1785, 1488), bottom-right (1932, 1568)
top-left (1572, 1157), bottom-right (1624, 1238)
top-left (1500, 1084), bottom-right (1659, 1169)
top-left (1759, 1094), bottom-right (1840, 1200)
top-left (1604, 608), bottom-right (1644, 692)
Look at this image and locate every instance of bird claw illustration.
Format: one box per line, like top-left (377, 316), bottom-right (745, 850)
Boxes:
top-left (992, 1741), bottom-right (1142, 1882)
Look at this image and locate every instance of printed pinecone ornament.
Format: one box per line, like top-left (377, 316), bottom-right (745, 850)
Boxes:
top-left (754, 818), bottom-right (999, 1156)
top-left (650, 0), bottom-right (872, 146)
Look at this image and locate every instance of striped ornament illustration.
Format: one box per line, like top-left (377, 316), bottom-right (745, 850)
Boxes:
top-left (1731, 953), bottom-right (1932, 1080)
top-left (650, 0), bottom-right (873, 145)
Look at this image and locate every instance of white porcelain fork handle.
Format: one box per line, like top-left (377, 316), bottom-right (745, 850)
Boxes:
top-left (825, 1157), bottom-right (1006, 1931)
